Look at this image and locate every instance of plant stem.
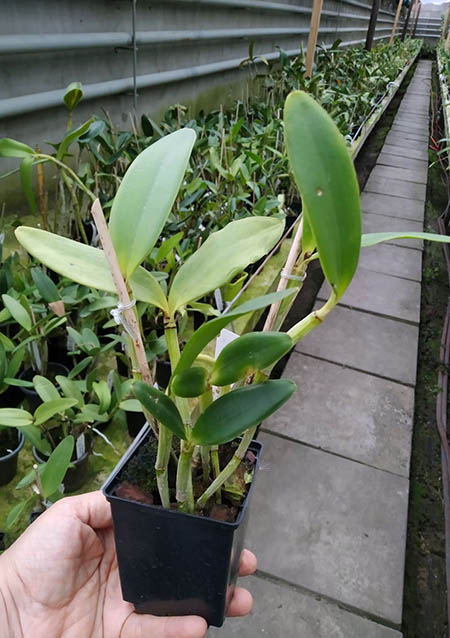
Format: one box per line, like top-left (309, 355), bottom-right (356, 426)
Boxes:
top-left (287, 292), bottom-right (337, 345)
top-left (155, 425), bottom-right (172, 508)
top-left (176, 440), bottom-right (195, 513)
top-left (201, 446), bottom-right (211, 482)
top-left (37, 154), bottom-right (96, 202)
top-left (197, 427), bottom-right (256, 509)
top-left (210, 446), bottom-right (222, 504)
top-left (61, 170), bottom-right (89, 244)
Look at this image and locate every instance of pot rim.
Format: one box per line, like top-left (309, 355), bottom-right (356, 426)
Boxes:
top-left (0, 430), bottom-right (25, 462)
top-left (102, 424), bottom-right (262, 530)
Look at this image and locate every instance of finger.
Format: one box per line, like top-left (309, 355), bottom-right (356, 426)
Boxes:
top-left (227, 586), bottom-right (254, 617)
top-left (239, 549), bottom-right (257, 577)
top-left (55, 490), bottom-right (112, 529)
top-left (121, 612), bottom-right (208, 638)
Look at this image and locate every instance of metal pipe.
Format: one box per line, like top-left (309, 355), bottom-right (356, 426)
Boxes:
top-left (0, 25), bottom-right (396, 57)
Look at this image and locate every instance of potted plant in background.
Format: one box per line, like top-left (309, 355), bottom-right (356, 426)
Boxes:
top-left (11, 89), bottom-right (450, 627)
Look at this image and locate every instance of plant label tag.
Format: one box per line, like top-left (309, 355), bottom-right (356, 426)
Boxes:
top-left (76, 433), bottom-right (86, 460)
top-left (215, 328), bottom-right (239, 358)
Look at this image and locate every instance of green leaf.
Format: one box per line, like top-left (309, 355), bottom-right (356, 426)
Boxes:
top-left (133, 381), bottom-right (186, 440)
top-left (119, 398), bottom-right (142, 412)
top-left (108, 129), bottom-right (196, 280)
top-left (0, 408), bottom-right (33, 427)
top-left (0, 342), bottom-right (6, 384)
top-left (31, 267), bottom-right (60, 303)
top-left (16, 464), bottom-right (44, 489)
top-left (284, 91), bottom-right (361, 300)
top-left (6, 346), bottom-right (25, 380)
top-left (168, 217), bottom-right (284, 314)
top-left (14, 227), bottom-right (169, 311)
top-left (6, 497), bottom-right (35, 529)
top-left (93, 380), bottom-right (111, 414)
top-left (20, 424), bottom-right (52, 455)
top-left (68, 356), bottom-right (93, 379)
top-left (40, 435), bottom-right (75, 498)
top-left (192, 379), bottom-right (296, 445)
top-left (1, 294), bottom-right (32, 331)
top-left (33, 398), bottom-right (78, 425)
top-left (64, 82), bottom-right (83, 112)
top-left (156, 232), bottom-right (184, 263)
top-left (33, 375), bottom-right (60, 402)
top-left (210, 332), bottom-right (293, 386)
top-left (0, 138), bottom-right (34, 158)
top-left (171, 367), bottom-right (209, 398)
top-left (361, 231), bottom-right (450, 247)
top-left (57, 118), bottom-right (94, 161)
top-left (4, 378), bottom-right (34, 388)
top-left (20, 156), bottom-right (38, 214)
top-left (174, 289), bottom-right (298, 376)
top-left (55, 375), bottom-right (84, 408)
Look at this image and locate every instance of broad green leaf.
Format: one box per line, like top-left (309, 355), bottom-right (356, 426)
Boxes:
top-left (301, 211), bottom-right (315, 255)
top-left (210, 332), bottom-right (293, 386)
top-left (192, 379), bottom-right (296, 445)
top-left (93, 380), bottom-right (111, 414)
top-left (174, 289), bottom-right (298, 376)
top-left (134, 381), bottom-right (186, 440)
top-left (14, 227), bottom-right (169, 311)
top-left (20, 424), bottom-right (52, 455)
top-left (119, 398), bottom-right (142, 412)
top-left (6, 497), bottom-right (35, 529)
top-left (2, 294), bottom-right (32, 331)
top-left (31, 267), bottom-right (60, 303)
top-left (6, 346), bottom-right (24, 380)
top-left (16, 464), bottom-right (44, 489)
top-left (55, 375), bottom-right (84, 408)
top-left (361, 231), bottom-right (450, 247)
top-left (0, 342), bottom-right (6, 383)
top-left (33, 375), bottom-right (60, 402)
top-left (68, 356), bottom-right (93, 379)
top-left (4, 378), bottom-right (34, 388)
top-left (109, 129), bottom-right (196, 280)
top-left (156, 232), bottom-right (184, 263)
top-left (0, 332), bottom-right (14, 351)
top-left (0, 408), bottom-right (33, 427)
top-left (20, 156), bottom-right (38, 214)
top-left (168, 217), bottom-right (284, 314)
top-left (64, 82), bottom-right (83, 112)
top-left (284, 91), bottom-right (361, 300)
top-left (33, 398), bottom-right (78, 425)
top-left (171, 367), bottom-right (209, 398)
top-left (0, 138), bottom-right (34, 158)
top-left (40, 435), bottom-right (75, 498)
top-left (57, 118), bottom-right (94, 161)
top-left (73, 404), bottom-right (109, 423)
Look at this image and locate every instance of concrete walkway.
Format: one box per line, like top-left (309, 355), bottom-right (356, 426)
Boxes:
top-left (210, 60), bottom-right (432, 636)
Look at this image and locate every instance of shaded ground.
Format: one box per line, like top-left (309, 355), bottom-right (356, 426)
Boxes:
top-left (402, 59), bottom-right (448, 638)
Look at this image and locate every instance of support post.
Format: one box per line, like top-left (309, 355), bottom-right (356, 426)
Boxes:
top-left (412, 2), bottom-right (421, 37)
top-left (401, 0), bottom-right (414, 40)
top-left (446, 25), bottom-right (450, 53)
top-left (304, 0), bottom-right (324, 78)
top-left (390, 0), bottom-right (403, 44)
top-left (409, 0), bottom-right (419, 36)
top-left (365, 0), bottom-right (381, 51)
top-left (443, 5), bottom-right (450, 40)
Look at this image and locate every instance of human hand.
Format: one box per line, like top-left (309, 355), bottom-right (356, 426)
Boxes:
top-left (0, 490), bottom-right (256, 637)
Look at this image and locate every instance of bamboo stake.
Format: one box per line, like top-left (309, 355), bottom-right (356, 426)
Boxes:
top-left (390, 0), bottom-right (404, 44)
top-left (443, 4), bottom-right (450, 40)
top-left (304, 0), bottom-right (324, 78)
top-left (263, 218), bottom-right (303, 332)
top-left (90, 199), bottom-right (154, 389)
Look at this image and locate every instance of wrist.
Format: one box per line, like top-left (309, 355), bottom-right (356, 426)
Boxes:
top-left (0, 552), bottom-right (22, 638)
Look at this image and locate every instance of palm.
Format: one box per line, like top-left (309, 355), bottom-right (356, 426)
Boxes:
top-left (1, 492), bottom-right (256, 638)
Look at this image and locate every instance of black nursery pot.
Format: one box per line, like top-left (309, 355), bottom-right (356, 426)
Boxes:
top-left (33, 445), bottom-right (90, 493)
top-left (0, 431), bottom-right (25, 486)
top-left (103, 428), bottom-right (262, 627)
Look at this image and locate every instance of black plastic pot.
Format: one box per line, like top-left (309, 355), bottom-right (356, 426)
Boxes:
top-left (33, 445), bottom-right (90, 493)
top-left (103, 428), bottom-right (262, 627)
top-left (126, 411), bottom-right (147, 438)
top-left (19, 362), bottom-right (69, 412)
top-left (0, 431), bottom-right (25, 486)
top-left (155, 359), bottom-right (171, 390)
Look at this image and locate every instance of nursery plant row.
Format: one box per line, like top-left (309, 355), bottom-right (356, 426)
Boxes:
top-left (0, 37), bottom-right (422, 536)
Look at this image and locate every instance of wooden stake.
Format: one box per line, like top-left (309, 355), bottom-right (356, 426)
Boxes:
top-left (305, 0), bottom-right (324, 78)
top-left (443, 4), bottom-right (450, 40)
top-left (91, 199), bottom-right (154, 389)
top-left (263, 218), bottom-right (303, 332)
top-left (365, 0), bottom-right (381, 51)
top-left (409, 0), bottom-right (418, 36)
top-left (413, 2), bottom-right (421, 38)
top-left (401, 0), bottom-right (414, 40)
top-left (390, 0), bottom-right (404, 45)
